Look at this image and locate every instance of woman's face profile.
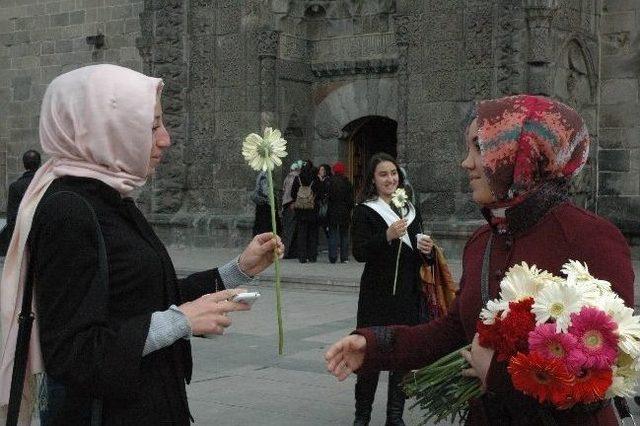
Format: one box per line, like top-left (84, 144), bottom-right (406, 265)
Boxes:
top-left (373, 160), bottom-right (399, 199)
top-left (461, 119), bottom-right (495, 206)
top-left (148, 95), bottom-right (171, 176)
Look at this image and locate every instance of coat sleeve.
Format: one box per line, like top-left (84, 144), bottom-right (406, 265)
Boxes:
top-left (178, 269), bottom-right (225, 303)
top-left (32, 193), bottom-right (151, 400)
top-left (351, 205), bottom-right (390, 263)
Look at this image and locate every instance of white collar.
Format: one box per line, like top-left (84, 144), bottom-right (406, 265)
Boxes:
top-left (363, 197), bottom-right (416, 249)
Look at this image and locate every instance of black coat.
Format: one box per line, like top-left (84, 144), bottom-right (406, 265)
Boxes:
top-left (352, 203), bottom-right (423, 328)
top-left (0, 170), bottom-right (35, 254)
top-left (327, 174), bottom-right (353, 227)
top-left (29, 176), bottom-right (223, 425)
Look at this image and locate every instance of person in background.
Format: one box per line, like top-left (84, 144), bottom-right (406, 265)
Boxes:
top-left (291, 160), bottom-right (320, 263)
top-left (348, 152), bottom-right (434, 426)
top-left (327, 161), bottom-right (353, 263)
top-left (251, 170), bottom-right (280, 236)
top-left (0, 150), bottom-right (41, 256)
top-left (0, 64), bottom-right (284, 424)
top-left (281, 160), bottom-right (303, 259)
top-left (325, 95), bottom-right (634, 425)
top-left (317, 164), bottom-right (332, 244)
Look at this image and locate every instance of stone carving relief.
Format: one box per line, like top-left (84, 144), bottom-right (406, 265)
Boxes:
top-left (553, 39), bottom-right (596, 110)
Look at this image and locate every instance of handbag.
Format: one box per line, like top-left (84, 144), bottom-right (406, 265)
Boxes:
top-left (419, 245), bottom-right (456, 320)
top-left (7, 191), bottom-right (104, 426)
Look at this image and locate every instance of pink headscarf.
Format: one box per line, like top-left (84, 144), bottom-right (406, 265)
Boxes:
top-left (0, 64), bottom-right (162, 421)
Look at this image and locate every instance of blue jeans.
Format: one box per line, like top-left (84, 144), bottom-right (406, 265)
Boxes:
top-left (328, 223), bottom-right (349, 263)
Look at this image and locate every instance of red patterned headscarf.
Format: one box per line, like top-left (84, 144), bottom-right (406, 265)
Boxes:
top-left (473, 95), bottom-right (589, 206)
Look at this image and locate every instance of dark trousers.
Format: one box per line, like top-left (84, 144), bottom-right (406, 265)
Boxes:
top-left (355, 370), bottom-right (407, 423)
top-left (253, 203), bottom-right (280, 236)
top-left (296, 216), bottom-right (318, 262)
top-left (328, 223), bottom-right (349, 263)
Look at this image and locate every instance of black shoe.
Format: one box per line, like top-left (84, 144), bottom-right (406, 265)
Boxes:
top-left (353, 418), bottom-right (369, 426)
top-left (298, 259), bottom-right (307, 263)
top-left (329, 258), bottom-right (337, 264)
top-left (309, 258), bottom-right (317, 263)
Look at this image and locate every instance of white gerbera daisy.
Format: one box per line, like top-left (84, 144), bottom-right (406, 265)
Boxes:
top-left (479, 298), bottom-right (509, 325)
top-left (562, 260), bottom-right (612, 293)
top-left (606, 353), bottom-right (639, 398)
top-left (391, 188), bottom-right (408, 212)
top-left (499, 262), bottom-right (549, 302)
top-left (612, 306), bottom-right (640, 359)
top-left (242, 127), bottom-right (288, 171)
top-left (531, 280), bottom-right (584, 332)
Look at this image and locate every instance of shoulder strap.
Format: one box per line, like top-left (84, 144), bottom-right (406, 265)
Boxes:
top-left (6, 191), bottom-right (105, 426)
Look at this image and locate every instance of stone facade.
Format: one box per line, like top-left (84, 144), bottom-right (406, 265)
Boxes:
top-left (0, 0), bottom-right (638, 252)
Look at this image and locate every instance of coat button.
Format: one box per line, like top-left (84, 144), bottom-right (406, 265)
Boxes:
top-left (505, 238), bottom-right (513, 249)
top-left (495, 269), bottom-right (504, 278)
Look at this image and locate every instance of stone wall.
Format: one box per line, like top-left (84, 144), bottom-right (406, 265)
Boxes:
top-left (599, 0), bottom-right (640, 239)
top-left (0, 0), bottom-right (144, 209)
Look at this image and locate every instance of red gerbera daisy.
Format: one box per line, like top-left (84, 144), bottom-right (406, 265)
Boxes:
top-left (477, 318), bottom-right (502, 349)
top-left (571, 368), bottom-right (613, 405)
top-left (508, 351), bottom-right (574, 406)
top-left (495, 299), bottom-right (536, 361)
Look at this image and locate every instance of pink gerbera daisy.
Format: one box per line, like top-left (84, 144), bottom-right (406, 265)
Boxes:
top-left (567, 307), bottom-right (618, 371)
top-left (529, 323), bottom-right (578, 361)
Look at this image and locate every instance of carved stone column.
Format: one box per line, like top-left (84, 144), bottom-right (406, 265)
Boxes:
top-left (393, 14), bottom-right (409, 162)
top-left (525, 0), bottom-right (559, 95)
top-left (257, 30), bottom-right (279, 130)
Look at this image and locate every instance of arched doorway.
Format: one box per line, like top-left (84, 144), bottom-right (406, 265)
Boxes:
top-left (343, 116), bottom-right (397, 198)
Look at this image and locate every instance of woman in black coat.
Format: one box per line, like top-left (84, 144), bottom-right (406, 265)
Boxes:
top-left (0, 65), bottom-right (282, 425)
top-left (351, 153), bottom-right (434, 426)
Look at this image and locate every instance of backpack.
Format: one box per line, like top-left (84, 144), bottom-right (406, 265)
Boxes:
top-left (294, 178), bottom-right (315, 210)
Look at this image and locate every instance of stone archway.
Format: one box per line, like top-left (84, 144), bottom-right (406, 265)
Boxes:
top-left (312, 78), bottom-right (399, 189)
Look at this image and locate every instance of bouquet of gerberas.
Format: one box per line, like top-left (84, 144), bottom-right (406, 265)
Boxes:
top-left (404, 260), bottom-right (640, 424)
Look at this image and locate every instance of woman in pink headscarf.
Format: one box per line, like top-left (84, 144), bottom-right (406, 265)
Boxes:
top-left (325, 95), bottom-right (634, 425)
top-left (0, 64), bottom-right (283, 425)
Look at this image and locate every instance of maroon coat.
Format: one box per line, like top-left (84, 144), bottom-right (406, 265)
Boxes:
top-left (357, 201), bottom-right (635, 425)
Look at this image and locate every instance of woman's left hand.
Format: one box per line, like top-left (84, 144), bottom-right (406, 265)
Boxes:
top-left (460, 333), bottom-right (493, 391)
top-left (238, 232), bottom-right (284, 277)
top-left (416, 235), bottom-right (434, 255)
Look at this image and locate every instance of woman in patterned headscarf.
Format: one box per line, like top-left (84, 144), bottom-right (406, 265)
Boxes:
top-left (324, 95), bottom-right (635, 425)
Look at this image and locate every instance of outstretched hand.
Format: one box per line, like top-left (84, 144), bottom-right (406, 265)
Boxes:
top-left (324, 334), bottom-right (367, 381)
top-left (238, 232), bottom-right (284, 277)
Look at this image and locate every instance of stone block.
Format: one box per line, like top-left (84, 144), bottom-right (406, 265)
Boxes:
top-left (601, 79), bottom-right (638, 104)
top-left (45, 2), bottom-right (61, 14)
top-left (630, 149), bottom-right (640, 171)
top-left (601, 11), bottom-right (637, 34)
top-left (55, 39), bottom-right (73, 53)
top-left (11, 75), bottom-right (31, 101)
top-left (216, 3), bottom-right (240, 35)
top-left (418, 191), bottom-right (455, 218)
top-left (422, 70), bottom-right (463, 101)
top-left (69, 10), bottom-right (86, 25)
top-left (599, 171), bottom-right (639, 195)
top-left (216, 33), bottom-right (243, 86)
top-left (124, 17), bottom-right (140, 34)
top-left (599, 127), bottom-right (640, 149)
top-left (41, 41), bottom-right (55, 55)
top-left (50, 13), bottom-right (70, 27)
top-left (600, 103), bottom-right (640, 128)
top-left (106, 19), bottom-right (125, 35)
top-left (599, 149), bottom-right (630, 172)
top-left (601, 55), bottom-right (637, 79)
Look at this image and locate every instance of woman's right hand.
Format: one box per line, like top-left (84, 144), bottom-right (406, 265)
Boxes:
top-left (178, 289), bottom-right (250, 336)
top-left (386, 218), bottom-right (408, 242)
top-left (324, 335), bottom-right (367, 381)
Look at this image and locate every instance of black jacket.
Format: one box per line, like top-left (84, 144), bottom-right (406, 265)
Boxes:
top-left (0, 170), bottom-right (36, 254)
top-left (29, 176), bottom-right (223, 425)
top-left (327, 174), bottom-right (354, 227)
top-left (352, 203), bottom-right (424, 328)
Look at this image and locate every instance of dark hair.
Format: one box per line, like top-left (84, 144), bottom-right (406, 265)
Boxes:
top-left (22, 150), bottom-right (41, 171)
top-left (358, 152), bottom-right (404, 203)
top-left (319, 164), bottom-right (332, 177)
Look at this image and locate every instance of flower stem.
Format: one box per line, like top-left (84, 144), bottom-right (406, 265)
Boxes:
top-left (393, 242), bottom-right (402, 295)
top-left (392, 211), bottom-right (404, 296)
top-left (266, 170), bottom-right (284, 355)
